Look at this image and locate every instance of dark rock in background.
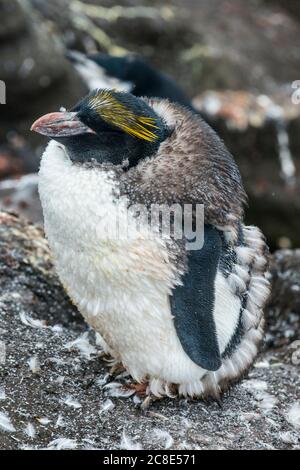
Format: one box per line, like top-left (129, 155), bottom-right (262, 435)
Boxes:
top-left (194, 91), bottom-right (300, 249)
top-left (170, 0), bottom-right (300, 96)
top-left (263, 0), bottom-right (300, 21)
top-left (0, 0), bottom-right (27, 39)
top-left (0, 211), bottom-right (299, 450)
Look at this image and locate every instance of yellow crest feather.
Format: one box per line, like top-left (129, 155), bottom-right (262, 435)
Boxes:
top-left (88, 90), bottom-right (159, 142)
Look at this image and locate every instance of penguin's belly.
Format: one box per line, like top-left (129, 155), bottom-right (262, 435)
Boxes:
top-left (46, 219), bottom-right (207, 385)
top-left (38, 141), bottom-right (207, 384)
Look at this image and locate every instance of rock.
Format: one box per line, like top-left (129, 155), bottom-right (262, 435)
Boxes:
top-left (172, 0), bottom-right (300, 96)
top-left (0, 151), bottom-right (24, 181)
top-left (194, 90), bottom-right (300, 249)
top-left (0, 0), bottom-right (87, 169)
top-left (263, 0), bottom-right (300, 20)
top-left (266, 250), bottom-right (300, 348)
top-left (0, 211), bottom-right (299, 450)
top-left (0, 211), bottom-right (82, 327)
top-left (0, 175), bottom-right (42, 224)
top-left (0, 0), bottom-right (26, 39)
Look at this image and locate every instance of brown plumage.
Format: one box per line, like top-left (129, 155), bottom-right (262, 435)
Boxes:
top-left (120, 99), bottom-right (247, 238)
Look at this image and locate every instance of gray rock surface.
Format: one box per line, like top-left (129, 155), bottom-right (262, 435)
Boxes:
top-left (266, 249), bottom-right (300, 348)
top-left (0, 211), bottom-right (299, 450)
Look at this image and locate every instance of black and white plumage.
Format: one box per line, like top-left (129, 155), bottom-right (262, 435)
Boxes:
top-left (66, 51), bottom-right (194, 111)
top-left (31, 89), bottom-right (270, 399)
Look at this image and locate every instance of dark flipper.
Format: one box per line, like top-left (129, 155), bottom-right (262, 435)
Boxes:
top-left (170, 225), bottom-right (222, 371)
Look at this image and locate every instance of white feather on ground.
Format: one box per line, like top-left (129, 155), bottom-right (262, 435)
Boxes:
top-left (254, 360), bottom-right (270, 369)
top-left (256, 393), bottom-right (278, 411)
top-left (51, 324), bottom-right (63, 333)
top-left (19, 311), bottom-right (47, 329)
top-left (0, 387), bottom-right (5, 400)
top-left (286, 402), bottom-right (300, 429)
top-left (63, 395), bottom-right (82, 409)
top-left (36, 417), bottom-right (51, 425)
top-left (0, 411), bottom-right (16, 432)
top-left (279, 431), bottom-right (299, 445)
top-left (24, 423), bottom-right (36, 439)
top-left (148, 411), bottom-right (169, 421)
top-left (64, 332), bottom-right (97, 360)
top-left (82, 438), bottom-right (100, 450)
top-left (120, 430), bottom-right (142, 450)
top-left (54, 376), bottom-right (65, 385)
top-left (242, 379), bottom-right (278, 412)
top-left (27, 355), bottom-right (41, 374)
top-left (96, 373), bottom-right (110, 387)
top-left (47, 438), bottom-right (78, 450)
top-left (153, 429), bottom-right (174, 449)
top-left (55, 415), bottom-right (65, 428)
top-left (99, 399), bottom-right (115, 414)
top-left (242, 379), bottom-right (268, 391)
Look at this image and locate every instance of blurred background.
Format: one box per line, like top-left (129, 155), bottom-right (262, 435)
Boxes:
top-left (0, 0), bottom-right (300, 251)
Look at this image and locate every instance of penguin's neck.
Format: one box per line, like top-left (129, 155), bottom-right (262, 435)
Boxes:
top-left (38, 140), bottom-right (123, 243)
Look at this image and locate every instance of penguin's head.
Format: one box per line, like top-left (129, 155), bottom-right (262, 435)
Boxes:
top-left (31, 89), bottom-right (171, 168)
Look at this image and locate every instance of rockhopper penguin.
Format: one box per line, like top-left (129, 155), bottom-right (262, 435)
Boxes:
top-left (31, 89), bottom-right (270, 399)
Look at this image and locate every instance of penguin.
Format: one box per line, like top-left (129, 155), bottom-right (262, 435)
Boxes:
top-left (66, 51), bottom-right (194, 111)
top-left (31, 89), bottom-right (270, 399)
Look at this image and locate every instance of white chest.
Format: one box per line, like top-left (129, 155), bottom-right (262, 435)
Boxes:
top-left (38, 141), bottom-right (176, 293)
